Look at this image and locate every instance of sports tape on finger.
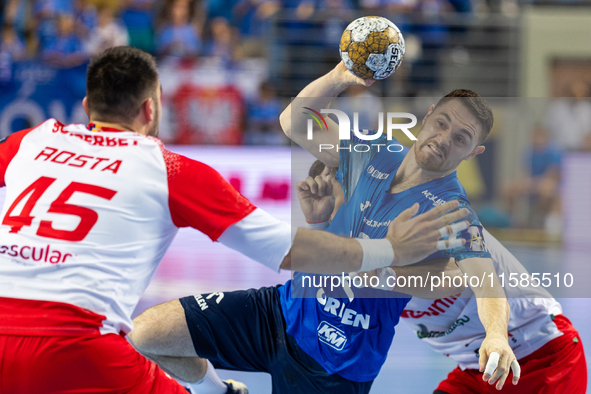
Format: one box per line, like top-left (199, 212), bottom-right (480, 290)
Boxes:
top-left (438, 220), bottom-right (469, 237)
top-left (436, 237), bottom-right (463, 250)
top-left (510, 359), bottom-right (521, 381)
top-left (484, 352), bottom-right (500, 378)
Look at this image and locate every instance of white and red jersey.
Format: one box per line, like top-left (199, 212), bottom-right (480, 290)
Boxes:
top-left (0, 119), bottom-right (290, 336)
top-left (401, 229), bottom-right (563, 370)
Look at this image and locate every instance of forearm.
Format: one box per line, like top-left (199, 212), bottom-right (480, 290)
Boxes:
top-left (281, 228), bottom-right (364, 273)
top-left (279, 68), bottom-right (351, 166)
top-left (476, 297), bottom-right (511, 339)
top-left (458, 257), bottom-right (510, 337)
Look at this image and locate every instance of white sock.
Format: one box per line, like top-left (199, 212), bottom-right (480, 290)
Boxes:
top-left (186, 360), bottom-right (227, 394)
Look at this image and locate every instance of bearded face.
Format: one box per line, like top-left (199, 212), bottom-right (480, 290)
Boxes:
top-left (147, 83), bottom-right (162, 138)
top-left (413, 100), bottom-right (484, 173)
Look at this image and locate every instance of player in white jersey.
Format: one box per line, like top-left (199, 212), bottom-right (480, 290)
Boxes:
top-left (303, 154), bottom-right (587, 394)
top-left (403, 228), bottom-right (587, 394)
top-left (0, 46), bottom-right (469, 394)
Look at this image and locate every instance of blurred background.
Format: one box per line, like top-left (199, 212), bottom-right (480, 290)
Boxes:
top-left (1, 0), bottom-right (591, 391)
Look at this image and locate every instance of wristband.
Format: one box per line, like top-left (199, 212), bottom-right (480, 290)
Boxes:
top-left (357, 238), bottom-right (395, 272)
top-left (306, 220), bottom-right (329, 230)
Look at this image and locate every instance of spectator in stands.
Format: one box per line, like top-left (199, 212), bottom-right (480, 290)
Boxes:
top-left (233, 0), bottom-right (279, 38)
top-left (42, 13), bottom-right (88, 68)
top-left (202, 17), bottom-right (235, 64)
top-left (317, 0), bottom-right (353, 48)
top-left (87, 5), bottom-right (129, 56)
top-left (120, 0), bottom-right (155, 52)
top-left (0, 23), bottom-right (27, 61)
top-left (545, 81), bottom-right (591, 151)
top-left (156, 0), bottom-right (205, 36)
top-left (0, 23), bottom-right (27, 82)
top-left (3, 0), bottom-right (31, 34)
top-left (205, 0), bottom-right (240, 21)
top-left (73, 0), bottom-right (98, 39)
top-left (231, 0), bottom-right (278, 58)
top-left (245, 81), bottom-right (286, 145)
top-left (156, 0), bottom-right (201, 58)
top-left (33, 0), bottom-right (63, 52)
top-left (503, 126), bottom-right (562, 231)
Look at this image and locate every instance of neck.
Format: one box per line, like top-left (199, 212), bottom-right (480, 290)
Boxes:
top-left (89, 118), bottom-right (144, 135)
top-left (390, 145), bottom-right (456, 191)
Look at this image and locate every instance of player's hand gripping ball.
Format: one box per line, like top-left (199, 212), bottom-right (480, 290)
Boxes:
top-left (339, 16), bottom-right (405, 80)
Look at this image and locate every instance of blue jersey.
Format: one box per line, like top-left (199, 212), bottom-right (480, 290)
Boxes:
top-left (278, 136), bottom-right (491, 382)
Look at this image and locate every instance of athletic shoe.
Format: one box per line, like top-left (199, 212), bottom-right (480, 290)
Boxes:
top-left (223, 379), bottom-right (248, 394)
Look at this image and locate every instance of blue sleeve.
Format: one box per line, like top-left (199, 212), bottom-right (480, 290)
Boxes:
top-left (426, 198), bottom-right (491, 262)
top-left (336, 133), bottom-right (388, 203)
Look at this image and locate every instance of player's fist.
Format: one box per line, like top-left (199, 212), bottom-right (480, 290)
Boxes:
top-left (479, 335), bottom-right (520, 390)
top-left (331, 61), bottom-right (375, 88)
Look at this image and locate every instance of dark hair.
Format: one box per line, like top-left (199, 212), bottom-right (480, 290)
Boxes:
top-left (86, 46), bottom-right (158, 123)
top-left (434, 89), bottom-right (494, 144)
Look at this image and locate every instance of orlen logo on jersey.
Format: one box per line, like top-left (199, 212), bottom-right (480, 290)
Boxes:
top-left (317, 321), bottom-right (347, 351)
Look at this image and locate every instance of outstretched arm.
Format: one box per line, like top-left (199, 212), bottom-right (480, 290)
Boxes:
top-left (219, 200), bottom-right (470, 275)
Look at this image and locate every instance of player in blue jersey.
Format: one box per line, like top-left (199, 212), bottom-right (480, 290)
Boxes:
top-left (276, 62), bottom-right (520, 390)
top-left (128, 63), bottom-right (516, 394)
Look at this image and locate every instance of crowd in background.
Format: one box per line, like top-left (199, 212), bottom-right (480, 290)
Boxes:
top-left (0, 0), bottom-right (511, 65)
top-left (2, 0), bottom-right (591, 235)
top-left (0, 0), bottom-right (522, 148)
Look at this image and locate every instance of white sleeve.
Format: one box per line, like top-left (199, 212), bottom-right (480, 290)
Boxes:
top-left (217, 208), bottom-right (296, 272)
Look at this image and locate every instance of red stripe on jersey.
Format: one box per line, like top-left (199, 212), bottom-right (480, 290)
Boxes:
top-left (0, 297), bottom-right (106, 336)
top-left (156, 142), bottom-right (256, 241)
top-left (0, 127), bottom-right (35, 187)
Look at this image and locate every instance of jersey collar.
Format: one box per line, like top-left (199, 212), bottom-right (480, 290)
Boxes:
top-left (87, 122), bottom-right (128, 133)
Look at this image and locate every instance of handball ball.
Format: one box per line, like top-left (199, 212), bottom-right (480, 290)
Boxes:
top-left (339, 16), bottom-right (405, 80)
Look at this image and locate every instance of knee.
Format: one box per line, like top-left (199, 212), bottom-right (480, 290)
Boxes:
top-left (129, 308), bottom-right (157, 354)
top-left (129, 299), bottom-right (196, 357)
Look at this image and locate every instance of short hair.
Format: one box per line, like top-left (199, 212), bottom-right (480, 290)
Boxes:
top-left (434, 89), bottom-right (494, 144)
top-left (86, 46), bottom-right (158, 123)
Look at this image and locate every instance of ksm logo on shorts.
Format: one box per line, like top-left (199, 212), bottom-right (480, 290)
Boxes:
top-left (317, 321), bottom-right (347, 351)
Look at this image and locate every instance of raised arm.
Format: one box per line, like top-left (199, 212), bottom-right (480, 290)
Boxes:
top-left (279, 62), bottom-right (373, 167)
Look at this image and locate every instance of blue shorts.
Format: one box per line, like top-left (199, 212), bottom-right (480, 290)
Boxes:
top-left (179, 286), bottom-right (373, 394)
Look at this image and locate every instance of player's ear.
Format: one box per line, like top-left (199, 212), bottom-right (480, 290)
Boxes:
top-left (465, 145), bottom-right (485, 161)
top-left (82, 97), bottom-right (89, 117)
top-left (141, 97), bottom-right (154, 123)
top-left (423, 104), bottom-right (435, 125)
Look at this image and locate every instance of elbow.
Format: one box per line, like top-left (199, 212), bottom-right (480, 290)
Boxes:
top-left (279, 109), bottom-right (291, 138)
top-left (279, 251), bottom-right (292, 270)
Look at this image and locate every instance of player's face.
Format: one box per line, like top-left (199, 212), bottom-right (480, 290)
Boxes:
top-left (414, 100), bottom-right (485, 173)
top-left (147, 83), bottom-right (162, 138)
